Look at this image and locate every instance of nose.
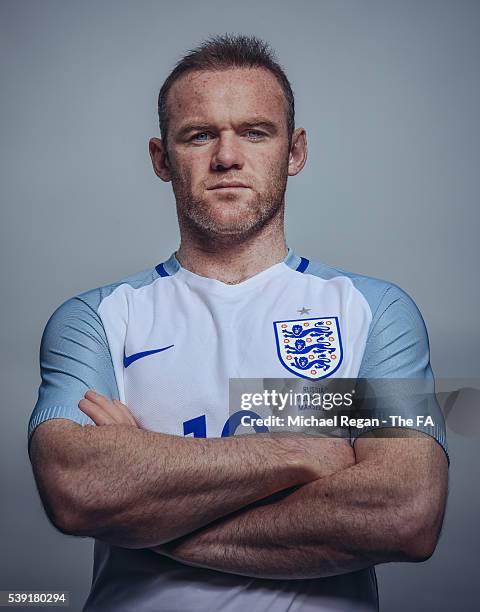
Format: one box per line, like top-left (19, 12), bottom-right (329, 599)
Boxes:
top-left (210, 133), bottom-right (244, 171)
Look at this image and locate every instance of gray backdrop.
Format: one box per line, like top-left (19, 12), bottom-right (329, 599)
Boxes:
top-left (1, 0), bottom-right (479, 610)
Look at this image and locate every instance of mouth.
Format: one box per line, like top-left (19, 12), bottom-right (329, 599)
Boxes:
top-left (207, 182), bottom-right (250, 190)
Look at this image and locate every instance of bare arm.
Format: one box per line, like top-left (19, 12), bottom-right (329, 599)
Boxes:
top-left (29, 392), bottom-right (353, 549)
top-left (152, 431), bottom-right (448, 579)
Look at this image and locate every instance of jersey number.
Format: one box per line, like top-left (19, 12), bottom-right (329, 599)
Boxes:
top-left (183, 410), bottom-right (268, 438)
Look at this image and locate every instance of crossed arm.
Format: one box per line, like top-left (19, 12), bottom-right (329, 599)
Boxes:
top-left (152, 432), bottom-right (448, 579)
top-left (30, 390), bottom-right (448, 580)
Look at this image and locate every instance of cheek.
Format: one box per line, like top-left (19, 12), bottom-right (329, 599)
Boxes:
top-left (257, 149), bottom-right (289, 183)
top-left (172, 152), bottom-right (208, 185)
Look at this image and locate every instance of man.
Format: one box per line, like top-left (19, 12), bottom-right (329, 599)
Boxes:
top-left (28, 35), bottom-right (448, 612)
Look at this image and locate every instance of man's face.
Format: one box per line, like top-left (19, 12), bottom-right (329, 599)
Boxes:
top-left (153, 68), bottom-right (299, 241)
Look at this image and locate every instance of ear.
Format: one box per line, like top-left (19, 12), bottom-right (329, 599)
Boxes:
top-left (149, 137), bottom-right (172, 182)
top-left (287, 128), bottom-right (308, 177)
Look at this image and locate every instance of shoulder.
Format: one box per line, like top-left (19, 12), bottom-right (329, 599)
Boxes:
top-left (302, 257), bottom-right (421, 324)
top-left (298, 256), bottom-right (431, 376)
top-left (44, 265), bottom-right (162, 328)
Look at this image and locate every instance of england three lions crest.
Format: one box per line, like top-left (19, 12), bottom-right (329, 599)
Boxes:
top-left (273, 317), bottom-right (343, 380)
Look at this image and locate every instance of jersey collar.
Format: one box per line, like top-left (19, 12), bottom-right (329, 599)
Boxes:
top-left (158, 247), bottom-right (304, 279)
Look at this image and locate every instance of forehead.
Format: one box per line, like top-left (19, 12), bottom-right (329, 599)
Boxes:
top-left (167, 67), bottom-right (288, 130)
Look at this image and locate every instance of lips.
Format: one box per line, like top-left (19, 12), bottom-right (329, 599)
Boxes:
top-left (208, 181), bottom-right (249, 189)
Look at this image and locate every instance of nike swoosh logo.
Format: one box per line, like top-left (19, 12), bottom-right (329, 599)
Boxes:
top-left (123, 345), bottom-right (174, 368)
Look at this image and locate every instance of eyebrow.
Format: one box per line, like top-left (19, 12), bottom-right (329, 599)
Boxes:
top-left (240, 119), bottom-right (278, 133)
top-left (176, 123), bottom-right (212, 139)
top-left (176, 118), bottom-right (279, 139)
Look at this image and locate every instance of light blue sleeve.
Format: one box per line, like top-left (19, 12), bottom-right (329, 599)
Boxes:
top-left (354, 283), bottom-right (448, 460)
top-left (358, 284), bottom-right (431, 378)
top-left (27, 294), bottom-right (119, 457)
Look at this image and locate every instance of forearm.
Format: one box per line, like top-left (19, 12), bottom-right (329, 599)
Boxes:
top-left (154, 438), bottom-right (447, 579)
top-left (153, 462), bottom-right (393, 579)
top-left (37, 422), bottom-right (321, 549)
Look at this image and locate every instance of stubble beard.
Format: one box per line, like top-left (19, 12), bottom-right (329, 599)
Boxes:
top-left (171, 164), bottom-right (288, 245)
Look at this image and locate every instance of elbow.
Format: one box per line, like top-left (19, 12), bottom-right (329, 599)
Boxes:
top-left (38, 486), bottom-right (85, 537)
top-left (52, 482), bottom-right (144, 547)
top-left (50, 482), bottom-right (94, 536)
top-left (401, 526), bottom-right (438, 562)
top-left (395, 500), bottom-right (445, 562)
top-left (35, 467), bottom-right (97, 538)
top-left (52, 498), bottom-right (108, 540)
top-left (49, 506), bottom-right (80, 537)
top-left (56, 487), bottom-right (106, 538)
top-left (30, 424), bottom-right (109, 539)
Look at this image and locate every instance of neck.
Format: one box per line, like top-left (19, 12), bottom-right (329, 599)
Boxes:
top-left (176, 214), bottom-right (288, 285)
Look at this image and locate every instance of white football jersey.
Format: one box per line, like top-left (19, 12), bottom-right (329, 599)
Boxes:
top-left (28, 249), bottom-right (448, 612)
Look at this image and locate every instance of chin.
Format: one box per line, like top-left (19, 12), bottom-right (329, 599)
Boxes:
top-left (179, 190), bottom-right (284, 241)
top-left (193, 198), bottom-right (259, 230)
top-left (196, 217), bottom-right (261, 239)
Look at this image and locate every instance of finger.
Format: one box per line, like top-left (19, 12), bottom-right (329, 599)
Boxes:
top-left (112, 399), bottom-right (139, 427)
top-left (79, 398), bottom-right (117, 425)
top-left (83, 390), bottom-right (137, 427)
top-left (84, 390), bottom-right (120, 422)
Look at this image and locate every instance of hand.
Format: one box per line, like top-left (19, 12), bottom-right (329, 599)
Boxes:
top-left (276, 434), bottom-right (356, 481)
top-left (78, 390), bottom-right (139, 428)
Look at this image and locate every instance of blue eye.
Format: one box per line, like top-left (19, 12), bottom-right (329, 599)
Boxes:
top-left (246, 130), bottom-right (264, 139)
top-left (192, 132), bottom-right (210, 141)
